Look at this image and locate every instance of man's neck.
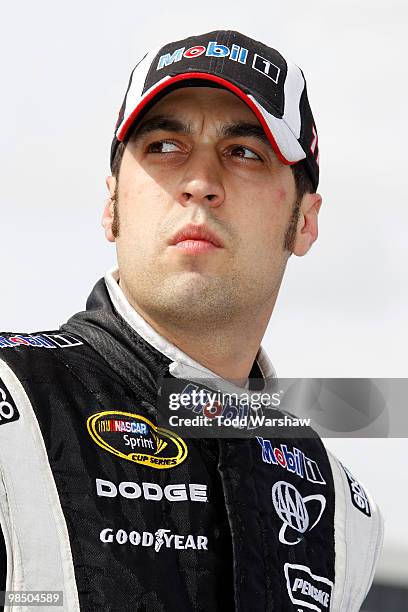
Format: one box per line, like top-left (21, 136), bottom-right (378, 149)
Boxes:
top-left (118, 284), bottom-right (273, 386)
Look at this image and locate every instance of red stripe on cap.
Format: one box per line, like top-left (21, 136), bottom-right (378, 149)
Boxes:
top-left (117, 72), bottom-right (294, 166)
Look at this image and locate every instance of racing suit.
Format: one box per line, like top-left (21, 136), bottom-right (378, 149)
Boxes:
top-left (0, 269), bottom-right (383, 611)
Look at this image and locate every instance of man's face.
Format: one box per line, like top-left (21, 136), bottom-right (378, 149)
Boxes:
top-left (104, 87), bottom-right (315, 329)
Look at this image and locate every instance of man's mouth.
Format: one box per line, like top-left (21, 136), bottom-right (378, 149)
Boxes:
top-left (169, 224), bottom-right (224, 253)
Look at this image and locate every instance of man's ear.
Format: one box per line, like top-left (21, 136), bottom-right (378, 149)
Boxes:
top-left (292, 192), bottom-right (322, 257)
top-left (101, 176), bottom-right (117, 243)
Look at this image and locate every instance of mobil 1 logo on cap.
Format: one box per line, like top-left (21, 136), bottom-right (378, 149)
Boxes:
top-left (0, 381), bottom-right (19, 426)
top-left (252, 54), bottom-right (281, 83)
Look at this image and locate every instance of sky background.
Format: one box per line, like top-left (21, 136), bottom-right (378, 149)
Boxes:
top-left (1, 0), bottom-right (407, 585)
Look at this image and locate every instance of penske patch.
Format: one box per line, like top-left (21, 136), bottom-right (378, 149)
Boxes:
top-left (87, 411), bottom-right (188, 469)
top-left (0, 381), bottom-right (19, 426)
top-left (284, 563), bottom-right (333, 610)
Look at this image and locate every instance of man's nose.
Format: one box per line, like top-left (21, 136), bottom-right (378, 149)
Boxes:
top-left (176, 149), bottom-right (225, 208)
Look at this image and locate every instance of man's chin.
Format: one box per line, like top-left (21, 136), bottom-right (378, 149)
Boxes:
top-left (148, 273), bottom-right (235, 324)
top-left (162, 270), bottom-right (222, 297)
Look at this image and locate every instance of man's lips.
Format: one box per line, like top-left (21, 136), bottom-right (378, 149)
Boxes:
top-left (169, 224), bottom-right (224, 251)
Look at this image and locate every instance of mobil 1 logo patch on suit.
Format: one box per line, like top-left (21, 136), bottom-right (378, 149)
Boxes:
top-left (284, 563), bottom-right (333, 611)
top-left (341, 464), bottom-right (371, 517)
top-left (0, 381), bottom-right (19, 426)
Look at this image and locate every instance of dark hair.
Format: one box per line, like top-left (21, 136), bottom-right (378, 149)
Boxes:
top-left (111, 140), bottom-right (127, 181)
top-left (282, 161), bottom-right (315, 250)
top-left (291, 161), bottom-right (314, 202)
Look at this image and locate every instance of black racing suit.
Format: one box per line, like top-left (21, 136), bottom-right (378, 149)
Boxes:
top-left (0, 277), bottom-right (383, 611)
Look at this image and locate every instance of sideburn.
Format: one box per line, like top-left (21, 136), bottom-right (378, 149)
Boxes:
top-left (111, 183), bottom-right (120, 238)
top-left (283, 197), bottom-right (301, 252)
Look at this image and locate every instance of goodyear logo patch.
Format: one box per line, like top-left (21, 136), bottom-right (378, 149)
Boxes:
top-left (87, 411), bottom-right (188, 469)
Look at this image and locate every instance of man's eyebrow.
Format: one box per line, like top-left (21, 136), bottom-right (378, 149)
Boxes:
top-left (220, 122), bottom-right (271, 147)
top-left (129, 116), bottom-right (271, 148)
top-left (129, 115), bottom-right (191, 142)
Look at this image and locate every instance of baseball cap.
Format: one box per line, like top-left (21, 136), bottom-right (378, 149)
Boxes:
top-left (111, 30), bottom-right (320, 190)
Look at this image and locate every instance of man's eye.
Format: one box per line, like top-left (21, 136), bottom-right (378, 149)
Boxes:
top-left (230, 145), bottom-right (261, 160)
top-left (147, 141), bottom-right (180, 154)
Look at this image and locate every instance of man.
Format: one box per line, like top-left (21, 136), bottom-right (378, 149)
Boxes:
top-left (0, 31), bottom-right (382, 611)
